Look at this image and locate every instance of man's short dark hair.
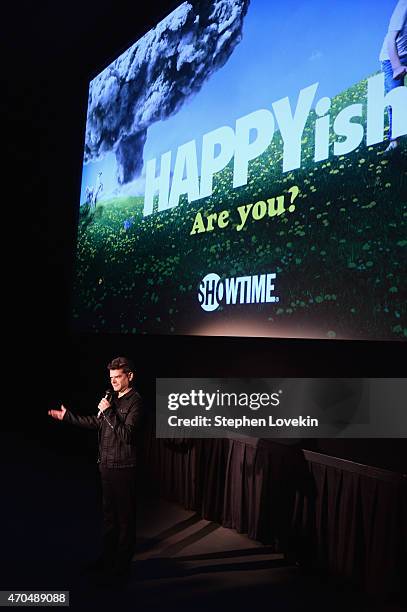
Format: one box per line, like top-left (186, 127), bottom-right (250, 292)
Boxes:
top-left (107, 356), bottom-right (135, 374)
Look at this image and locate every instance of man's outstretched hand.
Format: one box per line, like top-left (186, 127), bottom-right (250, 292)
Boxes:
top-left (48, 405), bottom-right (67, 420)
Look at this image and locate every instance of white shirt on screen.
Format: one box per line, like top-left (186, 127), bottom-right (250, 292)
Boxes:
top-left (379, 0), bottom-right (407, 61)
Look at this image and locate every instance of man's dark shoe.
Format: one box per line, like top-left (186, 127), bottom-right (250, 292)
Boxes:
top-left (80, 557), bottom-right (110, 575)
top-left (383, 140), bottom-right (398, 154)
top-left (112, 563), bottom-right (131, 580)
top-left (91, 567), bottom-right (129, 588)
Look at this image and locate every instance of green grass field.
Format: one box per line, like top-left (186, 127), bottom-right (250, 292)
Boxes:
top-left (73, 74), bottom-right (407, 339)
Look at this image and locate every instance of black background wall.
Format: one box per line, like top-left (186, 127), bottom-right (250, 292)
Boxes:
top-left (3, 1), bottom-right (406, 471)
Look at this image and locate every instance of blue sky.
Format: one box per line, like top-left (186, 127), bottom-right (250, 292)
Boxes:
top-left (80, 0), bottom-right (395, 202)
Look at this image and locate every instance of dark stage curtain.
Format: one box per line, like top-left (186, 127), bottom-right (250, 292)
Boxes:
top-left (295, 451), bottom-right (407, 595)
top-left (144, 435), bottom-right (407, 595)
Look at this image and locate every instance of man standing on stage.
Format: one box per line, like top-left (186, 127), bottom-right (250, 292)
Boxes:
top-left (48, 356), bottom-right (144, 582)
top-left (380, 0), bottom-right (407, 152)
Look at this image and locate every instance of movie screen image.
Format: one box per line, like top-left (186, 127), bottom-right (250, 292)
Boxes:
top-left (74, 0), bottom-right (407, 340)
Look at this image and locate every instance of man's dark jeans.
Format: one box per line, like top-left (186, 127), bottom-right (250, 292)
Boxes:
top-left (381, 56), bottom-right (407, 140)
top-left (99, 466), bottom-right (137, 573)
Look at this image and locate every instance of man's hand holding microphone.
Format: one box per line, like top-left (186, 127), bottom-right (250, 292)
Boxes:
top-left (97, 390), bottom-right (113, 417)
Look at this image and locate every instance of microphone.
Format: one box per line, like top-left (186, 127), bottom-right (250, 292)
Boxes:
top-left (97, 389), bottom-right (113, 418)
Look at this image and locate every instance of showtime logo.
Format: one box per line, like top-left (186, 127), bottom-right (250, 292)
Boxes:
top-left (198, 272), bottom-right (279, 312)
